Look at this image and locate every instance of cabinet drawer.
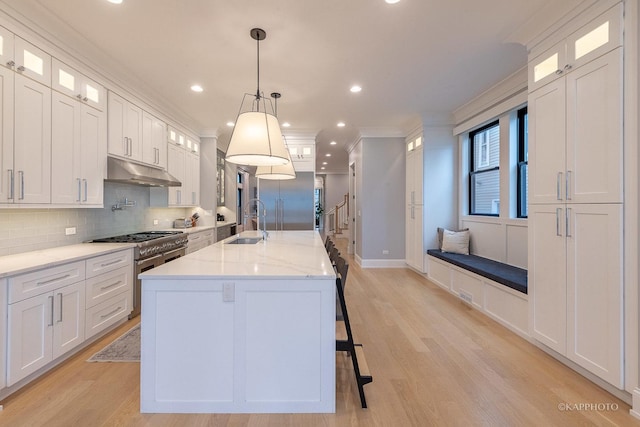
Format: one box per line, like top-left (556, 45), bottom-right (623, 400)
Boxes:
top-left (86, 249), bottom-right (133, 279)
top-left (8, 261), bottom-right (85, 304)
top-left (85, 291), bottom-right (131, 339)
top-left (85, 266), bottom-right (132, 309)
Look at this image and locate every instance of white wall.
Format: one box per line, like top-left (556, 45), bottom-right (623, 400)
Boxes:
top-left (0, 183), bottom-right (190, 256)
top-left (320, 173), bottom-right (349, 211)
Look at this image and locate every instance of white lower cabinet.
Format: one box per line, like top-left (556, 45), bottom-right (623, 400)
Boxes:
top-left (186, 229), bottom-right (214, 254)
top-left (3, 248), bottom-right (133, 389)
top-left (529, 203), bottom-right (623, 387)
top-left (7, 281), bottom-right (85, 386)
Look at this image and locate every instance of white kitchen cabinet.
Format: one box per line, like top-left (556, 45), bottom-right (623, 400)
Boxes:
top-left (168, 126), bottom-right (186, 147)
top-left (0, 64), bottom-right (14, 204)
top-left (529, 48), bottom-right (622, 205)
top-left (142, 111), bottom-right (167, 169)
top-left (10, 36), bottom-right (51, 87)
top-left (405, 137), bottom-right (424, 272)
top-left (51, 90), bottom-right (106, 206)
top-left (0, 278), bottom-right (6, 391)
top-left (186, 229), bottom-right (214, 254)
top-left (108, 91), bottom-right (143, 161)
top-left (186, 150), bottom-right (200, 206)
top-left (0, 26), bottom-right (15, 70)
top-left (529, 203), bottom-right (623, 387)
top-left (167, 143), bottom-right (186, 206)
top-left (7, 280), bottom-right (85, 386)
top-left (287, 142), bottom-right (315, 172)
top-left (12, 74), bottom-right (51, 204)
top-left (528, 3), bottom-right (622, 92)
top-left (52, 58), bottom-right (106, 111)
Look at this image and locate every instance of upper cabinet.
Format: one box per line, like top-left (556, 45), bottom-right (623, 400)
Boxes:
top-left (286, 140), bottom-right (314, 172)
top-left (52, 59), bottom-right (105, 111)
top-left (107, 91), bottom-right (143, 161)
top-left (528, 3), bottom-right (622, 92)
top-left (142, 111), bottom-right (167, 169)
top-left (0, 31), bottom-right (51, 87)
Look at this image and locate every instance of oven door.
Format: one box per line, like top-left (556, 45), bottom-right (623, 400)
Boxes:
top-left (163, 246), bottom-right (186, 263)
top-left (131, 254), bottom-right (164, 319)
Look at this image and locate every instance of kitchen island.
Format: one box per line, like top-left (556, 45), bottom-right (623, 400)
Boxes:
top-left (139, 230), bottom-right (336, 413)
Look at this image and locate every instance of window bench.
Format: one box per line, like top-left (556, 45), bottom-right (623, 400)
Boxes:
top-left (426, 249), bottom-right (529, 338)
top-left (426, 250), bottom-right (527, 294)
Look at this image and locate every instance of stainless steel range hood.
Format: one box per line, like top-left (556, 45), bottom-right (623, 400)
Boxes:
top-left (106, 157), bottom-right (181, 187)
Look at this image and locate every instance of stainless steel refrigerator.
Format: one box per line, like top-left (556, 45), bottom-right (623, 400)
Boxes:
top-left (258, 171), bottom-right (315, 230)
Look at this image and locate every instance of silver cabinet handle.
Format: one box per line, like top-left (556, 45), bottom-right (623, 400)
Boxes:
top-left (48, 295), bottom-right (54, 326)
top-left (37, 273), bottom-right (71, 286)
top-left (177, 189), bottom-right (181, 205)
top-left (18, 170), bottom-right (24, 200)
top-left (77, 178), bottom-right (81, 202)
top-left (557, 172), bottom-right (563, 200)
top-left (100, 306), bottom-right (123, 319)
top-left (76, 94), bottom-right (83, 100)
top-left (57, 292), bottom-right (63, 323)
top-left (555, 69), bottom-right (563, 75)
top-left (100, 259), bottom-right (122, 268)
top-left (6, 60), bottom-right (15, 68)
top-left (123, 136), bottom-right (127, 155)
top-left (83, 178), bottom-right (88, 202)
top-left (83, 97), bottom-right (88, 102)
top-left (564, 64), bottom-right (572, 71)
top-left (566, 170), bottom-right (572, 201)
top-left (16, 65), bottom-right (25, 72)
top-left (8, 169), bottom-right (13, 200)
top-left (556, 207), bottom-right (562, 237)
top-left (100, 280), bottom-right (122, 291)
top-left (566, 208), bottom-right (572, 238)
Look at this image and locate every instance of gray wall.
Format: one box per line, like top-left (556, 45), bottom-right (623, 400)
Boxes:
top-left (320, 173), bottom-right (349, 211)
top-left (352, 137), bottom-right (406, 262)
top-left (0, 183), bottom-right (190, 256)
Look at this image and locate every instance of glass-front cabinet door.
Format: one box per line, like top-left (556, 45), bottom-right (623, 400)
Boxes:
top-left (217, 149), bottom-right (225, 206)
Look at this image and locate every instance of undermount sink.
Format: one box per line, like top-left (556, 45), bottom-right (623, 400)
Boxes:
top-left (227, 237), bottom-right (263, 245)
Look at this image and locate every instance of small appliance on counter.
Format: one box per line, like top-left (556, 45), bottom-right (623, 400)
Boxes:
top-left (217, 213), bottom-right (225, 221)
top-left (174, 218), bottom-right (192, 229)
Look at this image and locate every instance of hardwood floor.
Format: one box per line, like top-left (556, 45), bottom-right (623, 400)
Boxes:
top-left (1, 235), bottom-right (638, 426)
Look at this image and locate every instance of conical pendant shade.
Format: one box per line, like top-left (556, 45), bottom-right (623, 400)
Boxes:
top-left (225, 111), bottom-right (289, 166)
top-left (256, 143), bottom-right (296, 179)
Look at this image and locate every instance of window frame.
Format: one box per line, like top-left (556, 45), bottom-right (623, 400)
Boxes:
top-left (517, 107), bottom-right (528, 218)
top-left (469, 120), bottom-right (500, 217)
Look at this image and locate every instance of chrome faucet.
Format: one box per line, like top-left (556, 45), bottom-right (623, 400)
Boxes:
top-left (244, 198), bottom-right (269, 240)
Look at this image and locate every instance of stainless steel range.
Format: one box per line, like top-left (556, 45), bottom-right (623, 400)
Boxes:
top-left (92, 231), bottom-right (188, 318)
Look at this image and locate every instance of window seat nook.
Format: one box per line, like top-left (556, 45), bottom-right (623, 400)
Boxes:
top-left (426, 249), bottom-right (529, 338)
top-left (426, 249), bottom-right (527, 294)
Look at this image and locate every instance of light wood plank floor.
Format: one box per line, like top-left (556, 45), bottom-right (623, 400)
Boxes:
top-left (1, 236), bottom-right (639, 426)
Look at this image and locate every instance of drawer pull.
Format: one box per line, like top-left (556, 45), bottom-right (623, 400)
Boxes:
top-left (100, 259), bottom-right (122, 268)
top-left (37, 273), bottom-right (71, 286)
top-left (100, 280), bottom-right (122, 291)
top-left (48, 295), bottom-right (54, 326)
top-left (100, 306), bottom-right (123, 319)
top-left (58, 292), bottom-right (63, 323)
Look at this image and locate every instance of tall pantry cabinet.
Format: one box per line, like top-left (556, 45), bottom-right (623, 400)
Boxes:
top-left (405, 136), bottom-right (424, 272)
top-left (528, 2), bottom-right (624, 388)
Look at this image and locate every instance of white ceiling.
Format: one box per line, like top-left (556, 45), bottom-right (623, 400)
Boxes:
top-left (0, 0), bottom-right (555, 173)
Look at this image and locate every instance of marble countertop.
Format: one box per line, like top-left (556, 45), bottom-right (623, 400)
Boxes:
top-left (216, 221), bottom-right (236, 227)
top-left (161, 225), bottom-right (215, 234)
top-left (0, 243), bottom-right (135, 278)
top-left (140, 230), bottom-right (335, 280)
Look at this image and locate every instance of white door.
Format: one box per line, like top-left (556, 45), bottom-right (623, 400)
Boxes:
top-left (566, 203), bottom-right (623, 387)
top-left (14, 74), bottom-right (51, 204)
top-left (7, 292), bottom-right (53, 386)
top-left (80, 104), bottom-right (106, 205)
top-left (0, 64), bottom-right (14, 204)
top-left (52, 282), bottom-right (85, 359)
top-left (528, 78), bottom-right (566, 204)
top-left (565, 49), bottom-right (622, 204)
top-left (51, 90), bottom-right (81, 204)
top-left (529, 204), bottom-right (567, 354)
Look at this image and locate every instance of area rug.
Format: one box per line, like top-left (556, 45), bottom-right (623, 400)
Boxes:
top-left (87, 324), bottom-right (140, 362)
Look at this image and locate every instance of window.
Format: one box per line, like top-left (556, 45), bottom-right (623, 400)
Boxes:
top-left (469, 121), bottom-right (500, 216)
top-left (517, 107), bottom-right (528, 218)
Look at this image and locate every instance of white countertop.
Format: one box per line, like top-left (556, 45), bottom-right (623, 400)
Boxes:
top-left (140, 230), bottom-right (335, 280)
top-left (0, 243), bottom-right (135, 278)
top-left (161, 225), bottom-right (215, 234)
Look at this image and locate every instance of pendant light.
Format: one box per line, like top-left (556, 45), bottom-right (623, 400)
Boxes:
top-left (225, 28), bottom-right (289, 167)
top-left (255, 92), bottom-right (296, 180)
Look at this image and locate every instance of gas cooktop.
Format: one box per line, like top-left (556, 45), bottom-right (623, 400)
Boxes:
top-left (92, 231), bottom-right (184, 243)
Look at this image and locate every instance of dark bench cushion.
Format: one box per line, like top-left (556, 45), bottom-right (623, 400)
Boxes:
top-left (427, 249), bottom-right (527, 294)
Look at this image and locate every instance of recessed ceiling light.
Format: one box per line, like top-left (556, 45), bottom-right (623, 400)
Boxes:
top-left (190, 84), bottom-right (203, 93)
top-left (330, 141), bottom-right (337, 145)
top-left (226, 121), bottom-right (235, 127)
top-left (107, 0), bottom-right (123, 4)
top-left (326, 153), bottom-right (331, 157)
top-left (321, 167), bottom-right (326, 170)
top-left (322, 162), bottom-right (328, 165)
top-left (350, 85), bottom-right (362, 93)
top-left (385, 0), bottom-right (400, 4)
top-left (337, 122), bottom-right (345, 127)
top-left (282, 122), bottom-right (291, 127)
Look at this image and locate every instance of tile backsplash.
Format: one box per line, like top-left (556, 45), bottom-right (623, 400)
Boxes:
top-left (0, 182), bottom-right (192, 256)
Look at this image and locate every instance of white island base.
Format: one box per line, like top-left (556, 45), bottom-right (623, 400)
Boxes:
top-left (139, 231), bottom-right (336, 413)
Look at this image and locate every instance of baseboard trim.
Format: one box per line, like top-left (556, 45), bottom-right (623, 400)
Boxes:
top-left (359, 258), bottom-right (406, 268)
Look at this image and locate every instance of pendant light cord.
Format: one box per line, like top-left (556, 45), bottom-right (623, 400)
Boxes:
top-left (256, 34), bottom-right (261, 101)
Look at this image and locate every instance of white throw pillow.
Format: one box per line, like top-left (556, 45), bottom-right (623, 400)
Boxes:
top-left (441, 229), bottom-right (470, 255)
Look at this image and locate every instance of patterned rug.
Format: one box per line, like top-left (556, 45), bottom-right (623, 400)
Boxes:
top-left (87, 324), bottom-right (140, 362)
